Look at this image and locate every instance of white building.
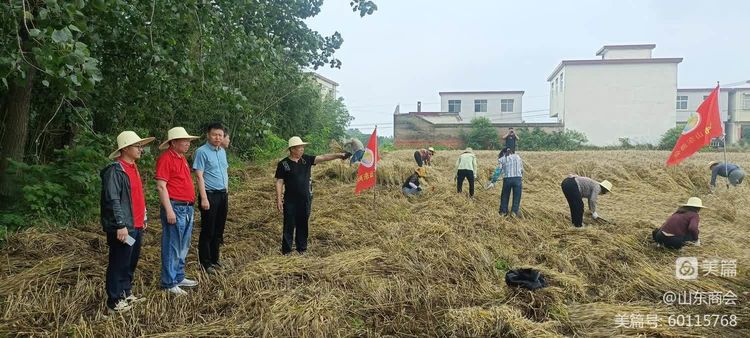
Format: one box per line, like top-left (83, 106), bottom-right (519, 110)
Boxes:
top-left (439, 91), bottom-right (524, 123)
top-left (548, 44), bottom-right (682, 146)
top-left (677, 87), bottom-right (750, 144)
top-left (309, 73), bottom-right (338, 98)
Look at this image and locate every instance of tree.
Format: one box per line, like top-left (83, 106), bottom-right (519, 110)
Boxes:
top-left (658, 126), bottom-right (683, 150)
top-left (516, 127), bottom-right (588, 151)
top-left (0, 0), bottom-right (377, 197)
top-left (461, 117), bottom-right (500, 150)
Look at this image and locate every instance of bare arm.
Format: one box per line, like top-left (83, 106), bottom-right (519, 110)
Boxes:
top-left (314, 153), bottom-right (346, 164)
top-left (156, 180), bottom-right (176, 224)
top-left (195, 170), bottom-right (209, 210)
top-left (275, 179), bottom-right (284, 212)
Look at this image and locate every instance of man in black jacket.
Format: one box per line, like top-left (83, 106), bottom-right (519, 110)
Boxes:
top-left (101, 131), bottom-right (154, 313)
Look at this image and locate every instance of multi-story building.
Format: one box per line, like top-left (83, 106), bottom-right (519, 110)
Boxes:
top-left (439, 91), bottom-right (524, 123)
top-left (548, 44), bottom-right (682, 146)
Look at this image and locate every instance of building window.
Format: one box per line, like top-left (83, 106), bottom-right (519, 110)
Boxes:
top-left (501, 99), bottom-right (514, 112)
top-left (676, 96), bottom-right (688, 110)
top-left (744, 94), bottom-right (750, 109)
top-left (448, 100), bottom-right (461, 113)
top-left (474, 99), bottom-right (487, 113)
top-left (559, 73), bottom-right (564, 92)
top-left (742, 125), bottom-right (750, 140)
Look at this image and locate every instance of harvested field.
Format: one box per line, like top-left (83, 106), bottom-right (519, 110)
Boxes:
top-left (1, 150), bottom-right (749, 337)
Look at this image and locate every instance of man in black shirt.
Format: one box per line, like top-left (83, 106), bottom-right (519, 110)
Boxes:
top-left (275, 136), bottom-right (350, 254)
top-left (503, 128), bottom-right (519, 152)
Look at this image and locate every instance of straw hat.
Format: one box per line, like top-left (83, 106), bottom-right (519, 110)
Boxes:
top-left (680, 197), bottom-right (707, 209)
top-left (463, 147), bottom-right (473, 153)
top-left (108, 131), bottom-right (155, 160)
top-left (415, 167), bottom-right (427, 177)
top-left (288, 136), bottom-right (309, 149)
top-left (158, 127), bottom-right (200, 150)
top-left (428, 147), bottom-right (435, 153)
top-left (599, 180), bottom-right (613, 192)
top-left (708, 161), bottom-right (719, 169)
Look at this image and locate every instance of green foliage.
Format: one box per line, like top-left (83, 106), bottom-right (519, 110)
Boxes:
top-left (515, 127), bottom-right (588, 151)
top-left (251, 131), bottom-right (289, 162)
top-left (0, 0), bottom-right (374, 233)
top-left (659, 126), bottom-right (683, 150)
top-left (2, 131), bottom-right (111, 230)
top-left (460, 117), bottom-right (500, 150)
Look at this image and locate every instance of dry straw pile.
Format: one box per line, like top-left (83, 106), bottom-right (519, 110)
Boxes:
top-left (1, 150), bottom-right (749, 337)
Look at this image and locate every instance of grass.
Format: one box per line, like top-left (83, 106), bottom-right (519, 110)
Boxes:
top-left (0, 150), bottom-right (749, 337)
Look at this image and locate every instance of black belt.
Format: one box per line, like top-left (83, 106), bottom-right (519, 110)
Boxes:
top-left (206, 189), bottom-right (227, 193)
top-left (170, 199), bottom-right (194, 206)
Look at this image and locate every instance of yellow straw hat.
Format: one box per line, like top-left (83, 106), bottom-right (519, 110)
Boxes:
top-left (158, 127), bottom-right (200, 150)
top-left (108, 131), bottom-right (155, 159)
top-left (415, 167), bottom-right (427, 177)
top-left (599, 180), bottom-right (613, 192)
top-left (287, 136), bottom-right (309, 149)
top-left (680, 197), bottom-right (707, 209)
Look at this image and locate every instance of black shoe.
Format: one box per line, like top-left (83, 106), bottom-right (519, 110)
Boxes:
top-left (211, 262), bottom-right (224, 270)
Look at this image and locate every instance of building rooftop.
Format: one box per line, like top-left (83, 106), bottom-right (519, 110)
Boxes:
top-left (309, 72), bottom-right (339, 86)
top-left (547, 58), bottom-right (683, 81)
top-left (595, 44), bottom-right (656, 56)
top-left (439, 90), bottom-right (525, 95)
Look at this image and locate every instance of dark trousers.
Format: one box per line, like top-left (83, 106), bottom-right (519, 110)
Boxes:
top-left (105, 229), bottom-right (142, 308)
top-left (500, 176), bottom-right (523, 215)
top-left (199, 190), bottom-right (228, 268)
top-left (456, 169), bottom-right (475, 197)
top-left (652, 228), bottom-right (696, 249)
top-left (282, 198), bottom-right (312, 254)
top-left (652, 229), bottom-right (685, 249)
top-left (561, 177), bottom-right (584, 227)
top-left (414, 151), bottom-right (423, 167)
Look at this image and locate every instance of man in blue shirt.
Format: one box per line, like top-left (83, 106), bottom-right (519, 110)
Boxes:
top-left (193, 122), bottom-right (230, 273)
top-left (709, 161), bottom-right (745, 190)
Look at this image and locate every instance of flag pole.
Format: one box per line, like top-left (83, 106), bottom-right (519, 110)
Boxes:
top-left (718, 82), bottom-right (730, 189)
top-left (373, 126), bottom-right (378, 213)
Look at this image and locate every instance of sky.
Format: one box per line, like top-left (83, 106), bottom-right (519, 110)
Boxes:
top-left (306, 0), bottom-right (750, 136)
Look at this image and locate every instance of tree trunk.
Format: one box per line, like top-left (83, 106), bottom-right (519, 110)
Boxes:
top-left (0, 68), bottom-right (36, 197)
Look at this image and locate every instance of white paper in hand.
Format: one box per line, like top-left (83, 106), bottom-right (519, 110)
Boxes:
top-left (125, 235), bottom-right (136, 246)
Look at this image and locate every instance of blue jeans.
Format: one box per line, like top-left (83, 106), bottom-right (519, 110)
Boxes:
top-left (402, 187), bottom-right (421, 196)
top-left (160, 202), bottom-right (194, 288)
top-left (500, 176), bottom-right (523, 215)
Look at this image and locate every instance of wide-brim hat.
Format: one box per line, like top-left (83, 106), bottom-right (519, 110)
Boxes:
top-left (415, 167), bottom-right (427, 177)
top-left (428, 147), bottom-right (435, 153)
top-left (680, 197), bottom-right (707, 209)
top-left (108, 131), bottom-right (155, 159)
top-left (463, 147), bottom-right (473, 153)
top-left (708, 161), bottom-right (719, 169)
top-left (599, 180), bottom-right (613, 193)
top-left (158, 127), bottom-right (200, 150)
top-left (288, 136), bottom-right (309, 149)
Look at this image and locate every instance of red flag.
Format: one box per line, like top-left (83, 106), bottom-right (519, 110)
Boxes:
top-left (666, 85), bottom-right (723, 166)
top-left (355, 128), bottom-right (378, 194)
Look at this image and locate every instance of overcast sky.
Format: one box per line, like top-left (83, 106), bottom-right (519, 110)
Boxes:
top-left (306, 0), bottom-right (750, 136)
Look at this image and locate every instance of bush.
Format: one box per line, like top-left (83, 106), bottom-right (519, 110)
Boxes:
top-left (658, 126), bottom-right (683, 150)
top-left (516, 127), bottom-right (588, 151)
top-left (461, 117), bottom-right (501, 150)
top-left (1, 132), bottom-right (112, 231)
top-left (251, 132), bottom-right (289, 162)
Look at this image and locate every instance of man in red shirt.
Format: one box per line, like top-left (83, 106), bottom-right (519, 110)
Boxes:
top-left (156, 127), bottom-right (200, 295)
top-left (100, 131), bottom-right (154, 313)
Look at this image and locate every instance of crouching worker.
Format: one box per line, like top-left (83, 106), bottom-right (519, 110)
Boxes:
top-left (402, 167), bottom-right (426, 196)
top-left (652, 197), bottom-right (705, 249)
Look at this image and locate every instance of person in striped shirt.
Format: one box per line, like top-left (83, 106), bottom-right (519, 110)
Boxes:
top-left (498, 148), bottom-right (523, 216)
